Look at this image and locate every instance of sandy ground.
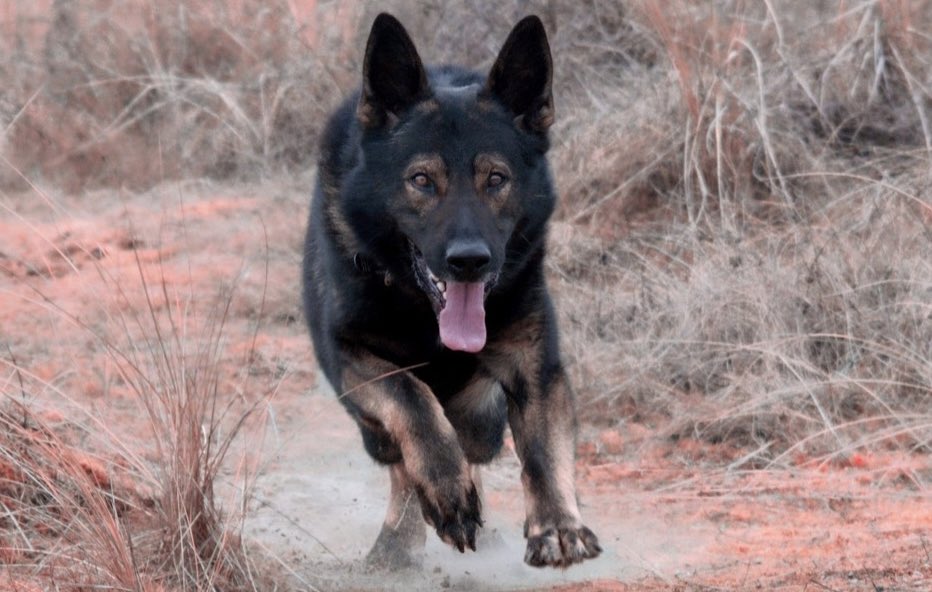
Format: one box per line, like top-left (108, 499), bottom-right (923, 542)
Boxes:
top-left (2, 183), bottom-right (930, 591)
top-left (249, 380), bottom-right (932, 592)
top-left (247, 382), bottom-right (687, 591)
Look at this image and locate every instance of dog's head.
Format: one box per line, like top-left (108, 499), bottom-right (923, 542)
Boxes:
top-left (347, 13), bottom-right (555, 353)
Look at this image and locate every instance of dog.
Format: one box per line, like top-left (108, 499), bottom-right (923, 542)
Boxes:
top-left (302, 12), bottom-right (601, 569)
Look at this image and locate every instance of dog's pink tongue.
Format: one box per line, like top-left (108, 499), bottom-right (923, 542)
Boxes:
top-left (438, 281), bottom-right (486, 353)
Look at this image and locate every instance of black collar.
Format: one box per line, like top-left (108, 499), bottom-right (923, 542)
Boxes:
top-left (353, 252), bottom-right (392, 285)
top-left (352, 252), bottom-right (376, 274)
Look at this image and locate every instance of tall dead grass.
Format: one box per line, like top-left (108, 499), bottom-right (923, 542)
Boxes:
top-left (1, 208), bottom-right (281, 589)
top-left (1, 0), bottom-right (360, 191)
top-left (548, 0), bottom-right (932, 463)
top-left (0, 403), bottom-right (143, 588)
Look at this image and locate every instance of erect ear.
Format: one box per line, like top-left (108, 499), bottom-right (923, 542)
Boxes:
top-left (357, 13), bottom-right (431, 129)
top-left (483, 15), bottom-right (554, 133)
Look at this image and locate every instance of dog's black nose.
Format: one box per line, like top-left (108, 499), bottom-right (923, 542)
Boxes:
top-left (446, 239), bottom-right (491, 278)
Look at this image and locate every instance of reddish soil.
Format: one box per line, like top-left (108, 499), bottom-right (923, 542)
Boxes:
top-left (2, 184), bottom-right (930, 591)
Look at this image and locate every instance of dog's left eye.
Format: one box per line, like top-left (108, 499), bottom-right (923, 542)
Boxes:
top-left (488, 172), bottom-right (507, 188)
top-left (410, 173), bottom-right (433, 190)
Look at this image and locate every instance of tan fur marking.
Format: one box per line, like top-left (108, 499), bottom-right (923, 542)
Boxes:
top-left (320, 167), bottom-right (359, 255)
top-left (368, 463), bottom-right (426, 565)
top-left (447, 378), bottom-right (502, 416)
top-left (470, 464), bottom-right (483, 495)
top-left (474, 153), bottom-right (513, 213)
top-left (483, 313), bottom-right (582, 535)
top-left (522, 469), bottom-right (542, 536)
top-left (325, 198), bottom-right (361, 255)
top-left (476, 97), bottom-right (497, 113)
top-left (415, 98), bottom-right (440, 113)
top-left (530, 103), bottom-right (555, 131)
top-left (385, 464), bottom-right (417, 527)
top-left (356, 98), bottom-right (380, 128)
top-left (483, 312), bottom-right (543, 388)
top-left (402, 153), bottom-right (447, 214)
top-left (550, 387), bottom-right (581, 522)
top-left (340, 351), bottom-right (460, 481)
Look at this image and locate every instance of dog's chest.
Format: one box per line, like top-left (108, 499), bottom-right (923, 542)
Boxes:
top-left (411, 351), bottom-right (485, 404)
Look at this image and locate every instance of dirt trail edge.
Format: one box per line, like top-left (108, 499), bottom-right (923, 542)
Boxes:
top-left (244, 378), bottom-right (932, 591)
top-left (245, 382), bottom-right (710, 591)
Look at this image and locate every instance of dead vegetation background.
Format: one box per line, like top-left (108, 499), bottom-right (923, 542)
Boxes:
top-left (1, 0), bottom-right (930, 589)
top-left (0, 209), bottom-right (284, 590)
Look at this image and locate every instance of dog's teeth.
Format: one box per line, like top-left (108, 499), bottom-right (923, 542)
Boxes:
top-left (437, 281), bottom-right (446, 292)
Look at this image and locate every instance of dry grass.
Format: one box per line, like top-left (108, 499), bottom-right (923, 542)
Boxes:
top-left (0, 403), bottom-right (143, 588)
top-left (545, 0), bottom-right (932, 463)
top-left (1, 0), bottom-right (931, 587)
top-left (1, 0), bottom-right (356, 191)
top-left (1, 224), bottom-right (282, 589)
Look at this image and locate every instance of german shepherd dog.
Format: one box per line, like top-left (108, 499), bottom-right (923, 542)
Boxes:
top-left (302, 13), bottom-right (601, 569)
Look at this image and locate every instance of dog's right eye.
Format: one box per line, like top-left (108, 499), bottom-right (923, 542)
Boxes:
top-left (410, 173), bottom-right (433, 190)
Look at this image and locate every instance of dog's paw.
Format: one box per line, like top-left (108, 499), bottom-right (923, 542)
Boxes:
top-left (414, 476), bottom-right (482, 553)
top-left (365, 530), bottom-right (422, 571)
top-left (524, 524), bottom-right (601, 568)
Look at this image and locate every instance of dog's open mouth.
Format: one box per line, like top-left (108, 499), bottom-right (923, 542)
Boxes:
top-left (410, 243), bottom-right (497, 353)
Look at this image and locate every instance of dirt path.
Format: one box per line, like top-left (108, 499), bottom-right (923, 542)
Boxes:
top-left (246, 382), bottom-right (714, 591)
top-left (3, 185), bottom-right (929, 591)
top-left (245, 378), bottom-right (932, 592)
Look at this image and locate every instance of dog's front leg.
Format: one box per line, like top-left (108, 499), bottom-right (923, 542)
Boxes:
top-left (488, 310), bottom-right (602, 568)
top-left (340, 347), bottom-right (482, 554)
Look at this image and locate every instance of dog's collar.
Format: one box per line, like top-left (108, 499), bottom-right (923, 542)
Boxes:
top-left (353, 252), bottom-right (393, 285)
top-left (353, 252), bottom-right (377, 274)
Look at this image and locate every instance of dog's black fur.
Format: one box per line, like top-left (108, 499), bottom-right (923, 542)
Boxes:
top-left (302, 13), bottom-right (601, 568)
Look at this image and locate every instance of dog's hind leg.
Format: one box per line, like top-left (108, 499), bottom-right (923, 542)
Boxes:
top-left (469, 464), bottom-right (507, 551)
top-left (367, 464), bottom-right (426, 569)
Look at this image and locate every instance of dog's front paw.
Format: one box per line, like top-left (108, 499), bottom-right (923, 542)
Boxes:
top-left (524, 524), bottom-right (601, 568)
top-left (414, 474), bottom-right (482, 553)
